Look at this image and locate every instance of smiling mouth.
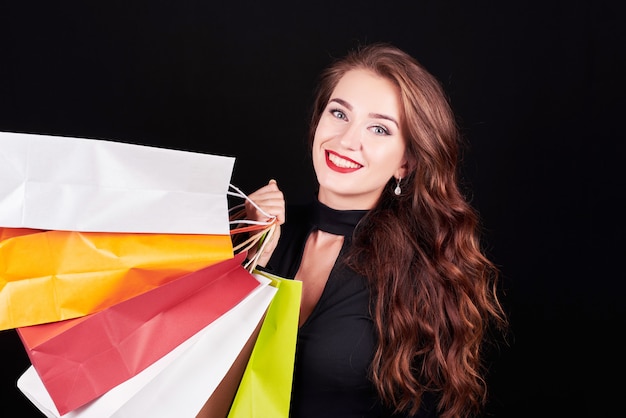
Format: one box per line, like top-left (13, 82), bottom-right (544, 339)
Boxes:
top-left (326, 151), bottom-right (362, 172)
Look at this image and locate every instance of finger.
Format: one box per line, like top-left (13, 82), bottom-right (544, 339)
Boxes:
top-left (246, 181), bottom-right (285, 223)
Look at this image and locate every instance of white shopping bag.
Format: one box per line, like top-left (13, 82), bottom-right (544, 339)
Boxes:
top-left (17, 273), bottom-right (277, 418)
top-left (0, 131), bottom-right (235, 234)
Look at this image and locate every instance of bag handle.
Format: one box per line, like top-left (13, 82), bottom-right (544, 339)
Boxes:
top-left (228, 184), bottom-right (278, 272)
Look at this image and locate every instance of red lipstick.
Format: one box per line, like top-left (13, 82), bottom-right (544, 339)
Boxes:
top-left (325, 151), bottom-right (362, 173)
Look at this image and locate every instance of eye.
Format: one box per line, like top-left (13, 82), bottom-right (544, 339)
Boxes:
top-left (330, 108), bottom-right (347, 120)
top-left (371, 125), bottom-right (390, 136)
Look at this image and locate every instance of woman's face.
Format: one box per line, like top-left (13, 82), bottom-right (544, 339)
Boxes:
top-left (312, 69), bottom-right (408, 210)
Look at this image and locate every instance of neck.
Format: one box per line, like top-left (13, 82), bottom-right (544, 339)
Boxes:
top-left (317, 189), bottom-right (379, 211)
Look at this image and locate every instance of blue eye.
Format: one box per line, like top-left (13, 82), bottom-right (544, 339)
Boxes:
top-left (330, 109), bottom-right (347, 120)
top-left (371, 125), bottom-right (390, 135)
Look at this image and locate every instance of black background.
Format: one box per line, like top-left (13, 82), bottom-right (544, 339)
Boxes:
top-left (1, 1), bottom-right (624, 417)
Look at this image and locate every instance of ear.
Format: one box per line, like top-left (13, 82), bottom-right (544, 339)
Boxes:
top-left (394, 158), bottom-right (412, 180)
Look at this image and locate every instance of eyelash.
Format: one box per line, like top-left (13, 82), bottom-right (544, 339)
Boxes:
top-left (329, 108), bottom-right (391, 136)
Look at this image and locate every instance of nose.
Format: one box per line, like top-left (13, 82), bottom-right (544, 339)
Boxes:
top-left (338, 123), bottom-right (363, 150)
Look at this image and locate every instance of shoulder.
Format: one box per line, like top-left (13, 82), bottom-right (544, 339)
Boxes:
top-left (279, 201), bottom-right (314, 241)
top-left (285, 201), bottom-right (312, 223)
top-left (263, 201), bottom-right (313, 277)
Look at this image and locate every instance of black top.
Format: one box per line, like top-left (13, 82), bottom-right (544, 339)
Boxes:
top-left (264, 199), bottom-right (438, 418)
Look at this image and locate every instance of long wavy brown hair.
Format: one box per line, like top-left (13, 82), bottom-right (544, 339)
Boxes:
top-left (307, 43), bottom-right (508, 418)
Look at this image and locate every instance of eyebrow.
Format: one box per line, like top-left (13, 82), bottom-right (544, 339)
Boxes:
top-left (329, 98), bottom-right (400, 129)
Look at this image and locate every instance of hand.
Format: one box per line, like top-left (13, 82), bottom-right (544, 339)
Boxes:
top-left (245, 179), bottom-right (285, 267)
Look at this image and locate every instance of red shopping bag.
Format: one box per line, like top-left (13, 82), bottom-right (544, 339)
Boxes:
top-left (16, 269), bottom-right (277, 418)
top-left (16, 252), bottom-right (257, 415)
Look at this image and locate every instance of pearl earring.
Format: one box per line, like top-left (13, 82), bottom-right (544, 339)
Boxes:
top-left (394, 178), bottom-right (402, 195)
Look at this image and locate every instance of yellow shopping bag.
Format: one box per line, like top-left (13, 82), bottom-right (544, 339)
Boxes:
top-left (227, 271), bottom-right (301, 418)
top-left (0, 228), bottom-right (233, 330)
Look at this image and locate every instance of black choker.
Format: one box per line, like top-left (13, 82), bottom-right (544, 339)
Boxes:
top-left (311, 200), bottom-right (368, 236)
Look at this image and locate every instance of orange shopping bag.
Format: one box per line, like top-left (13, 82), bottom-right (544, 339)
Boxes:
top-left (0, 228), bottom-right (233, 330)
top-left (0, 227), bottom-right (43, 240)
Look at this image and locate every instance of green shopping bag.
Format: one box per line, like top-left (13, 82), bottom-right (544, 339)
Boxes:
top-left (227, 271), bottom-right (301, 418)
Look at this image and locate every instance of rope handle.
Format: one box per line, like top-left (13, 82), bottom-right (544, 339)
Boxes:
top-left (228, 184), bottom-right (277, 272)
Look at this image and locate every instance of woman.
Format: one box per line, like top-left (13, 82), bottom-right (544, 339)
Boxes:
top-left (245, 43), bottom-right (507, 418)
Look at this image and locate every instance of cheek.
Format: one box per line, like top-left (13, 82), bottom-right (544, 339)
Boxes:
top-left (311, 135), bottom-right (324, 167)
top-left (312, 125), bottom-right (322, 147)
top-left (313, 125), bottom-right (326, 147)
top-left (372, 143), bottom-right (406, 173)
top-left (311, 129), bottom-right (325, 168)
top-left (314, 116), bottom-right (344, 142)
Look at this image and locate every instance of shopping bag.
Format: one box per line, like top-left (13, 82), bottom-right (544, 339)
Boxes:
top-left (1, 229), bottom-right (233, 330)
top-left (17, 271), bottom-right (278, 418)
top-left (226, 271), bottom-right (301, 418)
top-left (0, 131), bottom-right (235, 234)
top-left (15, 252), bottom-right (256, 415)
top-left (0, 227), bottom-right (42, 240)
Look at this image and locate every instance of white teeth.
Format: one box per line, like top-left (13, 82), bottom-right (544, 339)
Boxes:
top-left (328, 153), bottom-right (360, 168)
